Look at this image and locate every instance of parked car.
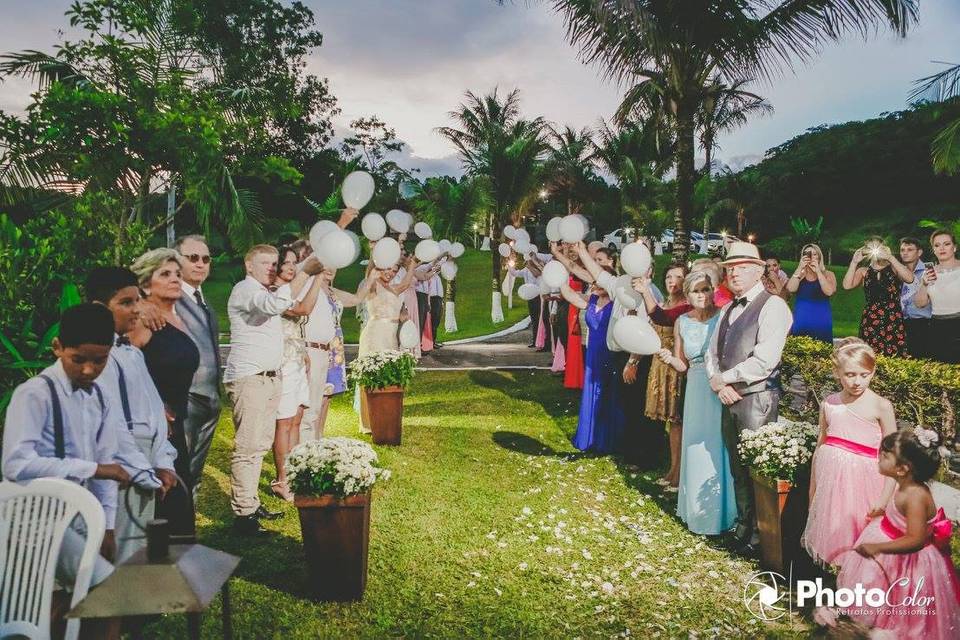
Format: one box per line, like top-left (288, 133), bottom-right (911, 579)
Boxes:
top-left (602, 227), bottom-right (638, 251)
top-left (660, 229), bottom-right (703, 252)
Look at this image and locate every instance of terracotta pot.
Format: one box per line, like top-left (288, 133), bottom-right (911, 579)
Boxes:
top-left (752, 471), bottom-right (810, 574)
top-left (295, 493), bottom-right (370, 601)
top-left (362, 385), bottom-right (404, 445)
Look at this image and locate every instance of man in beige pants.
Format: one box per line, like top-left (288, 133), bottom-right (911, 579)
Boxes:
top-left (224, 245), bottom-right (322, 535)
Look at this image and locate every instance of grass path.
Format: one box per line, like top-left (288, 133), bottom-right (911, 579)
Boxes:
top-left (147, 372), bottom-right (811, 638)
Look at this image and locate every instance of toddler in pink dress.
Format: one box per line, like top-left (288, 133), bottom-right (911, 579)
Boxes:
top-left (828, 428), bottom-right (960, 639)
top-left (801, 339), bottom-right (896, 567)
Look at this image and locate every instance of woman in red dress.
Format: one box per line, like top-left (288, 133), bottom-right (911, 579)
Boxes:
top-left (564, 275), bottom-right (585, 389)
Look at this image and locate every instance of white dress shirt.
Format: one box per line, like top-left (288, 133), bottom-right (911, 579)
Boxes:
top-left (301, 277), bottom-right (335, 344)
top-left (414, 264), bottom-right (444, 296)
top-left (99, 339), bottom-right (177, 487)
top-left (509, 266), bottom-right (542, 287)
top-left (705, 281), bottom-right (793, 386)
top-left (3, 360), bottom-right (121, 527)
top-left (180, 281), bottom-right (204, 305)
top-left (224, 276), bottom-right (294, 382)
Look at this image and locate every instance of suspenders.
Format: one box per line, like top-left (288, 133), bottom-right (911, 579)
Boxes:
top-left (38, 374), bottom-right (105, 459)
top-left (111, 355), bottom-right (134, 428)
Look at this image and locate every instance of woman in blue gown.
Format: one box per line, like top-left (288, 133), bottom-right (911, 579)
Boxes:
top-left (561, 274), bottom-right (624, 454)
top-left (658, 271), bottom-right (737, 535)
top-left (787, 244), bottom-right (836, 342)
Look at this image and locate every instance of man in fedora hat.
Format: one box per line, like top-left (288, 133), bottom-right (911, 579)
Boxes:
top-left (705, 241), bottom-right (793, 557)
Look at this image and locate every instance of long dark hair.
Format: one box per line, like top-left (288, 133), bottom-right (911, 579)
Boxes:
top-left (880, 429), bottom-right (942, 483)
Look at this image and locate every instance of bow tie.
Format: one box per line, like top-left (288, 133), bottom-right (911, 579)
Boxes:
top-left (732, 297), bottom-right (749, 308)
top-left (115, 335), bottom-right (131, 347)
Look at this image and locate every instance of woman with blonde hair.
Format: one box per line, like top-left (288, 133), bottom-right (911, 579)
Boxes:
top-left (914, 229), bottom-right (960, 364)
top-left (787, 243), bottom-right (837, 343)
top-left (129, 248), bottom-right (200, 538)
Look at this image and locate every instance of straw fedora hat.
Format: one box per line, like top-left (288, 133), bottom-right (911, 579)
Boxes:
top-left (720, 242), bottom-right (765, 266)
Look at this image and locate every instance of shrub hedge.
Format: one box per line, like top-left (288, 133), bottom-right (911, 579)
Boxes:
top-left (781, 336), bottom-right (960, 444)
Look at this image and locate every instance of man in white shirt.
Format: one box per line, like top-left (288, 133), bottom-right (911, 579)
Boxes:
top-left (414, 259), bottom-right (444, 346)
top-left (3, 303), bottom-right (131, 588)
top-left (509, 257), bottom-right (544, 348)
top-left (705, 242), bottom-right (792, 556)
top-left (225, 245), bottom-right (322, 535)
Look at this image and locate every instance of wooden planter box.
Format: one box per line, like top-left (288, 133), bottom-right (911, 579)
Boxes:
top-left (295, 493), bottom-right (371, 601)
top-left (361, 385), bottom-right (404, 445)
top-left (752, 471), bottom-right (810, 575)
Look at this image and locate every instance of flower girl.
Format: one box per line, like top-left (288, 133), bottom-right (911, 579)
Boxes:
top-left (801, 338), bottom-right (897, 567)
top-left (831, 428), bottom-right (960, 639)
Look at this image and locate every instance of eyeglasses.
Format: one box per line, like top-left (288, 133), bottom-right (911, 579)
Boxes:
top-left (184, 254), bottom-right (211, 264)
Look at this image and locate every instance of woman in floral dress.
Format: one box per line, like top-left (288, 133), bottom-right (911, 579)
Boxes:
top-left (842, 238), bottom-right (914, 356)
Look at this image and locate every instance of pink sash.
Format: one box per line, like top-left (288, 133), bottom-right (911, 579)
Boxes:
top-left (823, 435), bottom-right (878, 458)
top-left (880, 508), bottom-right (960, 603)
top-left (421, 312), bottom-right (434, 352)
top-left (535, 300), bottom-right (547, 350)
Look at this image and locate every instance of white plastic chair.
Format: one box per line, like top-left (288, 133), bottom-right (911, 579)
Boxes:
top-left (0, 478), bottom-right (106, 640)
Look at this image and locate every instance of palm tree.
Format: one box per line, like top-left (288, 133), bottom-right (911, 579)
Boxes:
top-left (912, 62), bottom-right (960, 174)
top-left (697, 78), bottom-right (773, 179)
top-left (437, 88), bottom-right (548, 322)
top-left (551, 0), bottom-right (918, 262)
top-left (544, 125), bottom-right (596, 214)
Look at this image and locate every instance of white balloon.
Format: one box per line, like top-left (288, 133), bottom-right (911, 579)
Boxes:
top-left (518, 283), bottom-right (540, 300)
top-left (559, 215), bottom-right (586, 243)
top-left (612, 315), bottom-right (661, 355)
top-left (545, 216), bottom-right (563, 242)
top-left (309, 220), bottom-right (340, 250)
top-left (539, 279), bottom-right (553, 295)
top-left (360, 213), bottom-right (386, 241)
top-left (414, 221), bottom-right (433, 239)
top-left (498, 243), bottom-right (512, 258)
top-left (621, 242), bottom-right (653, 277)
top-left (399, 320), bottom-right (420, 349)
top-left (614, 275), bottom-right (639, 310)
top-left (371, 237), bottom-right (401, 269)
top-left (514, 228), bottom-right (530, 244)
top-left (316, 229), bottom-right (356, 269)
top-left (415, 239), bottom-right (441, 262)
top-left (345, 230), bottom-right (361, 265)
top-left (341, 171), bottom-right (375, 210)
top-left (440, 261), bottom-right (458, 280)
top-left (513, 240), bottom-right (530, 256)
top-left (437, 239), bottom-right (451, 253)
top-left (574, 214), bottom-right (590, 235)
top-left (542, 260), bottom-right (569, 289)
top-left (449, 241), bottom-right (465, 258)
top-left (385, 209), bottom-right (410, 233)
top-left (503, 225), bottom-right (517, 240)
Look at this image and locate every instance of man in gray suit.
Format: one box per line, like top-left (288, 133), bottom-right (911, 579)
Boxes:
top-left (705, 242), bottom-right (793, 557)
top-left (175, 234), bottom-right (222, 497)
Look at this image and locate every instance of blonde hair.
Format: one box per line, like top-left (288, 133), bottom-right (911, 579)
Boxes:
top-left (683, 270), bottom-right (715, 296)
top-left (800, 243), bottom-right (824, 265)
top-left (831, 337), bottom-right (876, 372)
top-left (130, 248), bottom-right (181, 289)
top-left (244, 244), bottom-right (278, 263)
top-left (690, 258), bottom-right (721, 286)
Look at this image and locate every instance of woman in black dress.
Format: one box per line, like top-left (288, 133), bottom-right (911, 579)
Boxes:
top-left (130, 248), bottom-right (201, 539)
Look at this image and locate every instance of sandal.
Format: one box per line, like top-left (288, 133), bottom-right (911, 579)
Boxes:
top-left (270, 480), bottom-right (294, 502)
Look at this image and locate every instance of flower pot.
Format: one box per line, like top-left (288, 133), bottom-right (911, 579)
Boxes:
top-left (751, 471), bottom-right (810, 574)
top-left (362, 385), bottom-right (404, 445)
top-left (295, 493), bottom-right (370, 601)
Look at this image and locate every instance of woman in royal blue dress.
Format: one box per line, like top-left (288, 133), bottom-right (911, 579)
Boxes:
top-left (560, 268), bottom-right (624, 453)
top-left (786, 244), bottom-right (837, 343)
top-left (657, 271), bottom-right (737, 535)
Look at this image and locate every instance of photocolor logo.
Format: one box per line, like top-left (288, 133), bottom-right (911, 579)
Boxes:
top-left (742, 571), bottom-right (788, 621)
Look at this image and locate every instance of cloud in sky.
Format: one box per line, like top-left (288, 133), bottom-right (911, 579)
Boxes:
top-left (3, 1), bottom-right (959, 176)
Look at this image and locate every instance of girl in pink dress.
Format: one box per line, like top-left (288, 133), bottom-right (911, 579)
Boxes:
top-left (802, 338), bottom-right (897, 567)
top-left (828, 428), bottom-right (960, 639)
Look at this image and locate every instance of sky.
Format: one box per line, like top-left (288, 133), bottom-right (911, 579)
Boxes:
top-left (2, 1), bottom-right (959, 177)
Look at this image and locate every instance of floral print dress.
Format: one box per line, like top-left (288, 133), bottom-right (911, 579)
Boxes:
top-left (326, 293), bottom-right (347, 394)
top-left (859, 265), bottom-right (906, 356)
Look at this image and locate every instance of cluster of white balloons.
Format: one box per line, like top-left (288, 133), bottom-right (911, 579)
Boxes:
top-left (498, 225), bottom-right (541, 260)
top-left (309, 170), bottom-right (378, 269)
top-left (544, 214), bottom-right (590, 244)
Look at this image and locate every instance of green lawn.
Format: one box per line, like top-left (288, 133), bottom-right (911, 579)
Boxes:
top-left (203, 249), bottom-right (865, 343)
top-left (145, 372), bottom-right (811, 638)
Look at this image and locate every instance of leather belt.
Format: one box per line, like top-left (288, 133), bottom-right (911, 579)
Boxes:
top-left (305, 342), bottom-right (330, 350)
top-left (254, 370), bottom-right (279, 377)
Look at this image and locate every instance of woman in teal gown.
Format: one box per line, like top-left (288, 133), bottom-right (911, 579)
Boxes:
top-left (657, 271), bottom-right (737, 535)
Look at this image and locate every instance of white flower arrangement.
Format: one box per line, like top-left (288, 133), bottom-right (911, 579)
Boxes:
top-left (737, 418), bottom-right (819, 483)
top-left (286, 437), bottom-right (391, 498)
top-left (349, 349), bottom-right (416, 389)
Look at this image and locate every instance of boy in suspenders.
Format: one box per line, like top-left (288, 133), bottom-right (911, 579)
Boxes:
top-left (2, 304), bottom-right (131, 590)
top-left (87, 267), bottom-right (179, 562)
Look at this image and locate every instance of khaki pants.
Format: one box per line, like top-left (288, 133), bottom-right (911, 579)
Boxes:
top-left (301, 347), bottom-right (332, 441)
top-left (226, 375), bottom-right (282, 517)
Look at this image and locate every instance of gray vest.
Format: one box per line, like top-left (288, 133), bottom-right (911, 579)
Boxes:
top-left (716, 290), bottom-right (781, 395)
top-left (176, 293), bottom-right (221, 397)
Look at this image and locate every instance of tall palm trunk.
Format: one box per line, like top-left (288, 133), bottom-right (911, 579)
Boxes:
top-left (673, 101), bottom-right (696, 264)
top-left (491, 211), bottom-right (504, 322)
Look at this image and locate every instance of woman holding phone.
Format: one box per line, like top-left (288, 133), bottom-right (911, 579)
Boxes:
top-left (787, 244), bottom-right (836, 343)
top-left (842, 236), bottom-right (913, 356)
top-left (913, 229), bottom-right (960, 363)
